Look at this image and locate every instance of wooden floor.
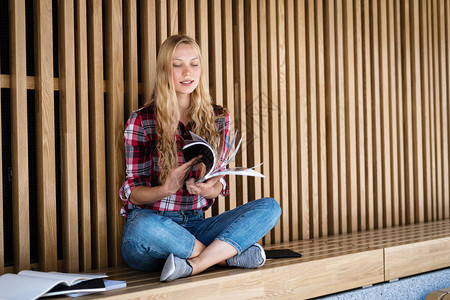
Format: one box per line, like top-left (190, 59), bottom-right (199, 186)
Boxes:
top-left (72, 219), bottom-right (450, 299)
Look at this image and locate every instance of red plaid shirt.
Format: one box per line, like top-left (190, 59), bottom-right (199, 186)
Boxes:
top-left (119, 103), bottom-right (230, 216)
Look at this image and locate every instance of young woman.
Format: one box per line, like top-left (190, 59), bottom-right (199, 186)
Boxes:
top-left (119, 34), bottom-right (281, 282)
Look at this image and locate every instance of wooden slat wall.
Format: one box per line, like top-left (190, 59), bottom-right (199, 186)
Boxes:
top-left (0, 0), bottom-right (450, 274)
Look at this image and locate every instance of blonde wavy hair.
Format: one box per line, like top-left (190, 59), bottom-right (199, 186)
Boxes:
top-left (146, 34), bottom-right (224, 183)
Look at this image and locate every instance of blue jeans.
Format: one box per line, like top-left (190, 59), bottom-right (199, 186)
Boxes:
top-left (121, 197), bottom-right (281, 271)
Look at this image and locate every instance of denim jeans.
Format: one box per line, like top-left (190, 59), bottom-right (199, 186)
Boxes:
top-left (121, 197), bottom-right (281, 271)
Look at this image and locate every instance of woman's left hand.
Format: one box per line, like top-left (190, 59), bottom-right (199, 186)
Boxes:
top-left (185, 176), bottom-right (224, 199)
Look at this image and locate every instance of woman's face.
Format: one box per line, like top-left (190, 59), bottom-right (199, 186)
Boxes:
top-left (171, 43), bottom-right (201, 99)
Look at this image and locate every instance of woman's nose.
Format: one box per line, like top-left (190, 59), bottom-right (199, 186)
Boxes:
top-left (183, 66), bottom-right (191, 76)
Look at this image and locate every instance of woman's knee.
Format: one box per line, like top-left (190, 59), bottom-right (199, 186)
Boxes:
top-left (257, 197), bottom-right (282, 220)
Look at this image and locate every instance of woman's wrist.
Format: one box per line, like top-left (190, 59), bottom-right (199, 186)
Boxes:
top-left (202, 180), bottom-right (223, 199)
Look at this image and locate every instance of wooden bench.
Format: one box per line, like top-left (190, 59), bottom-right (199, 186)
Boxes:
top-left (65, 220), bottom-right (450, 299)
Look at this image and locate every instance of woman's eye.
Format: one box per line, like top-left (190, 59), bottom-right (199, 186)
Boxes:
top-left (191, 64), bottom-right (199, 67)
top-left (173, 64), bottom-right (182, 68)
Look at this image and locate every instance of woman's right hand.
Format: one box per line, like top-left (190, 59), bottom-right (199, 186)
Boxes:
top-left (162, 156), bottom-right (201, 195)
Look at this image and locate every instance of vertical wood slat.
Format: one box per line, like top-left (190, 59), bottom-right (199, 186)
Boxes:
top-left (388, 0), bottom-right (399, 226)
top-left (336, 0), bottom-right (347, 233)
top-left (267, 0), bottom-right (281, 243)
top-left (380, 0), bottom-right (392, 228)
top-left (295, 0), bottom-right (309, 239)
top-left (196, 0), bottom-right (211, 219)
top-left (9, 0), bottom-right (30, 273)
top-left (316, 0), bottom-right (327, 237)
top-left (210, 0), bottom-right (225, 216)
top-left (141, 0), bottom-right (157, 102)
top-left (105, 0), bottom-right (125, 268)
top-left (363, 0), bottom-right (374, 230)
top-left (244, 0), bottom-right (261, 209)
top-left (372, 0), bottom-right (383, 228)
top-left (34, 0), bottom-right (58, 271)
top-left (325, 0), bottom-right (339, 235)
top-left (412, 0), bottom-right (425, 223)
top-left (355, 0), bottom-right (366, 231)
top-left (257, 0), bottom-right (272, 244)
top-left (181, 0), bottom-right (195, 37)
top-left (124, 0), bottom-right (139, 116)
top-left (395, 0), bottom-right (405, 225)
top-left (245, 0), bottom-right (262, 203)
top-left (285, 0), bottom-right (299, 240)
top-left (232, 0), bottom-right (248, 210)
top-left (0, 36), bottom-right (3, 275)
top-left (307, 0), bottom-right (319, 238)
top-left (421, 0), bottom-right (432, 222)
top-left (403, 0), bottom-right (415, 224)
top-left (276, 0), bottom-right (289, 242)
top-left (58, 0), bottom-right (79, 272)
top-left (344, 0), bottom-right (357, 232)
top-left (196, 0), bottom-right (208, 88)
top-left (88, 0), bottom-right (108, 269)
top-left (156, 0), bottom-right (167, 48)
top-left (75, 0), bottom-right (92, 271)
top-left (432, 0), bottom-right (442, 220)
top-left (447, 0), bottom-right (450, 219)
top-left (222, 0), bottom-right (237, 212)
top-left (167, 0), bottom-right (178, 35)
top-left (441, 0), bottom-right (450, 219)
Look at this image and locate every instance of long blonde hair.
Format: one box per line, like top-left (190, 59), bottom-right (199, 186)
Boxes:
top-left (146, 34), bottom-right (223, 183)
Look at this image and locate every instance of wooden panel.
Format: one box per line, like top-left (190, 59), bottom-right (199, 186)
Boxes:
top-left (34, 0), bottom-right (58, 271)
top-left (88, 0), bottom-right (108, 269)
top-left (75, 0), bottom-right (92, 272)
top-left (2, 0), bottom-right (450, 275)
top-left (385, 237), bottom-right (450, 280)
top-left (287, 250), bottom-right (384, 298)
top-left (58, 0), bottom-right (79, 272)
top-left (105, 0), bottom-right (125, 267)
